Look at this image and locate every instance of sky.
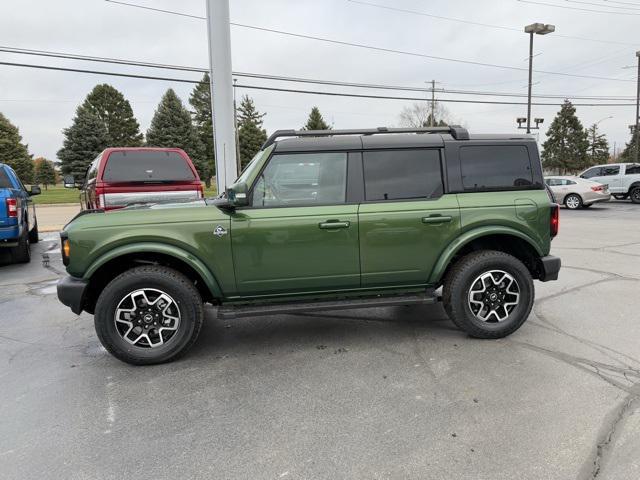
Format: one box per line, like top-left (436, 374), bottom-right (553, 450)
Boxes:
top-left (0, 0), bottom-right (638, 162)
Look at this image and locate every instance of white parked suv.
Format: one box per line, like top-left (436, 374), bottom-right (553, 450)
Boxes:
top-left (579, 163), bottom-right (640, 203)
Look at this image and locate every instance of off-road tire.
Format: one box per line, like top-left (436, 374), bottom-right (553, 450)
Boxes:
top-left (10, 230), bottom-right (30, 264)
top-left (443, 250), bottom-right (534, 339)
top-left (630, 187), bottom-right (640, 204)
top-left (564, 193), bottom-right (582, 210)
top-left (94, 265), bottom-right (204, 365)
top-left (29, 220), bottom-right (39, 244)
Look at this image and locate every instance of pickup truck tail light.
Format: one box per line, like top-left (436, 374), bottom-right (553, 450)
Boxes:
top-left (6, 198), bottom-right (17, 218)
top-left (197, 184), bottom-right (204, 199)
top-left (95, 185), bottom-right (105, 209)
top-left (550, 204), bottom-right (559, 238)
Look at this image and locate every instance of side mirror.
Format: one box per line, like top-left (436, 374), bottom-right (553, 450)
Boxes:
top-left (29, 185), bottom-right (41, 196)
top-left (226, 182), bottom-right (249, 207)
top-left (63, 175), bottom-right (76, 189)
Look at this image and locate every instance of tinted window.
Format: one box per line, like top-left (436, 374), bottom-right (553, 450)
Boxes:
top-left (363, 149), bottom-right (442, 201)
top-left (626, 165), bottom-right (640, 175)
top-left (103, 151), bottom-right (196, 183)
top-left (0, 169), bottom-right (13, 189)
top-left (602, 166), bottom-right (620, 176)
top-left (87, 155), bottom-right (101, 182)
top-left (252, 152), bottom-right (347, 207)
top-left (545, 178), bottom-right (561, 186)
top-left (460, 146), bottom-right (533, 191)
top-left (566, 179), bottom-right (577, 185)
top-left (582, 167), bottom-right (602, 179)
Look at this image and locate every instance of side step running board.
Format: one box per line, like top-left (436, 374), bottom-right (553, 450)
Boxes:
top-left (217, 289), bottom-right (437, 320)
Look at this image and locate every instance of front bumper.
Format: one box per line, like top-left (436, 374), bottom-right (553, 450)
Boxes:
top-left (57, 275), bottom-right (89, 314)
top-left (538, 255), bottom-right (561, 282)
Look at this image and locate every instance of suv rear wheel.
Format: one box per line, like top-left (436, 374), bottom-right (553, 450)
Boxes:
top-left (443, 251), bottom-right (534, 339)
top-left (94, 265), bottom-right (204, 365)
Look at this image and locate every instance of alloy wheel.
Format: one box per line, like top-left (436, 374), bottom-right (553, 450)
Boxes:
top-left (565, 195), bottom-right (580, 209)
top-left (468, 270), bottom-right (520, 323)
top-left (114, 288), bottom-right (181, 348)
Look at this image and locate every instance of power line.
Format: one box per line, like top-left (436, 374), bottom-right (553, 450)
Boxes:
top-left (517, 0), bottom-right (640, 14)
top-left (561, 0), bottom-right (640, 10)
top-left (102, 0), bottom-right (637, 83)
top-left (347, 0), bottom-right (640, 46)
top-left (0, 60), bottom-right (636, 107)
top-left (1, 45), bottom-right (636, 100)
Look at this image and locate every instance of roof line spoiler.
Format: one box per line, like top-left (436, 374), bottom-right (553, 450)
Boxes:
top-left (261, 125), bottom-right (470, 149)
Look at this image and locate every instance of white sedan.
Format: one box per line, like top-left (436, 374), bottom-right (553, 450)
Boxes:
top-left (544, 176), bottom-right (611, 210)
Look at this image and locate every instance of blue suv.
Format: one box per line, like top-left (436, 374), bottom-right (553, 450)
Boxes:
top-left (0, 163), bottom-right (40, 263)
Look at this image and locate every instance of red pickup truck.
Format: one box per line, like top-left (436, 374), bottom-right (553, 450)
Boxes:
top-left (74, 148), bottom-right (204, 211)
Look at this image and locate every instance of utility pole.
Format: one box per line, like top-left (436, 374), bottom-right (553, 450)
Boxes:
top-left (205, 0), bottom-right (238, 194)
top-left (425, 80), bottom-right (440, 127)
top-left (233, 78), bottom-right (241, 173)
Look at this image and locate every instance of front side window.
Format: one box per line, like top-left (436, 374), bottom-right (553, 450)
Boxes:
top-left (86, 155), bottom-right (101, 184)
top-left (460, 145), bottom-right (533, 191)
top-left (252, 152), bottom-right (347, 207)
top-left (363, 149), bottom-right (442, 201)
top-left (602, 166), bottom-right (620, 176)
top-left (582, 167), bottom-right (602, 179)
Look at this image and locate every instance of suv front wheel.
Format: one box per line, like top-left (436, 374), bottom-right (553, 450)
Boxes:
top-left (443, 251), bottom-right (534, 339)
top-left (94, 265), bottom-right (204, 365)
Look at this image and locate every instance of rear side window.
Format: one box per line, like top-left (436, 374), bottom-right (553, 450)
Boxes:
top-left (626, 165), bottom-right (640, 175)
top-left (460, 145), bottom-right (533, 191)
top-left (0, 169), bottom-right (13, 188)
top-left (103, 151), bottom-right (196, 183)
top-left (363, 149), bottom-right (443, 201)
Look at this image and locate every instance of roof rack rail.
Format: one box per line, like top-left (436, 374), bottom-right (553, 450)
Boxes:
top-left (261, 125), bottom-right (469, 149)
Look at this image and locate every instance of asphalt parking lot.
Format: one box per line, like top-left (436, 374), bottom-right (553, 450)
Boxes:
top-left (1, 201), bottom-right (639, 480)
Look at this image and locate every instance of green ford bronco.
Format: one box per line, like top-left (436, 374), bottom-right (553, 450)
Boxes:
top-left (57, 126), bottom-right (560, 365)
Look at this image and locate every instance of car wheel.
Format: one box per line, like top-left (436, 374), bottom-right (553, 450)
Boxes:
top-left (564, 194), bottom-right (582, 210)
top-left (94, 265), bottom-right (204, 365)
top-left (630, 187), bottom-right (640, 204)
top-left (29, 220), bottom-right (39, 244)
top-left (10, 230), bottom-right (30, 264)
top-left (613, 194), bottom-right (628, 200)
top-left (443, 250), bottom-right (534, 339)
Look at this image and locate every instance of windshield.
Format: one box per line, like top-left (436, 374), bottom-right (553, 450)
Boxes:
top-left (235, 145), bottom-right (274, 186)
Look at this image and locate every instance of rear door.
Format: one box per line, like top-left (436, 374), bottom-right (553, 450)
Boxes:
top-left (230, 150), bottom-right (361, 295)
top-left (358, 148), bottom-right (460, 287)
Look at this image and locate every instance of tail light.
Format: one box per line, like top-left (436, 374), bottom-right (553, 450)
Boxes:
top-left (591, 184), bottom-right (605, 192)
top-left (6, 198), bottom-right (17, 218)
top-left (197, 184), bottom-right (204, 199)
top-left (550, 203), bottom-right (559, 238)
top-left (95, 185), bottom-right (105, 209)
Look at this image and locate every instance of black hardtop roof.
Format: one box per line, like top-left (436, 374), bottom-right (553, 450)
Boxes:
top-left (268, 127), bottom-right (534, 153)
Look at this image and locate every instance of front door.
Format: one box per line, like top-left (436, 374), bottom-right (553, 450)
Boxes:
top-left (231, 151), bottom-right (360, 295)
top-left (358, 148), bottom-right (461, 286)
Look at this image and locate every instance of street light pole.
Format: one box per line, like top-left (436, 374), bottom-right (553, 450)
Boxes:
top-left (635, 51), bottom-right (639, 163)
top-left (526, 32), bottom-right (534, 134)
top-left (523, 23), bottom-right (555, 134)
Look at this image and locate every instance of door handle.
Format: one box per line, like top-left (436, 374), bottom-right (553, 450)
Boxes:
top-left (319, 221), bottom-right (350, 229)
top-left (422, 215), bottom-right (452, 224)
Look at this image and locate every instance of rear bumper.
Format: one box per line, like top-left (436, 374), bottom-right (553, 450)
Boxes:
top-left (583, 192), bottom-right (611, 205)
top-left (538, 255), bottom-right (561, 282)
top-left (57, 275), bottom-right (89, 314)
top-left (0, 224), bottom-right (19, 246)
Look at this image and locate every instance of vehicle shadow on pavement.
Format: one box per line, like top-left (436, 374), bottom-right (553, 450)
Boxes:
top-left (186, 303), bottom-right (464, 362)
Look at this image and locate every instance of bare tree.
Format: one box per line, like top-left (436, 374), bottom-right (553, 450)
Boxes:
top-left (398, 101), bottom-right (450, 128)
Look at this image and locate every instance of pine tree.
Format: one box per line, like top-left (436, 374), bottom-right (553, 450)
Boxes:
top-left (146, 89), bottom-right (205, 176)
top-left (79, 84), bottom-right (143, 147)
top-left (33, 157), bottom-right (57, 189)
top-left (586, 123), bottom-right (610, 166)
top-left (58, 108), bottom-right (109, 179)
top-left (237, 95), bottom-right (267, 169)
top-left (541, 100), bottom-right (589, 174)
top-left (189, 73), bottom-right (215, 186)
top-left (0, 112), bottom-right (33, 182)
top-left (620, 128), bottom-right (639, 162)
top-left (303, 106), bottom-right (331, 130)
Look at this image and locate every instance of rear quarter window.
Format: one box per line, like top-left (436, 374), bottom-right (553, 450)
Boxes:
top-left (460, 145), bottom-right (533, 191)
top-left (0, 169), bottom-right (13, 188)
top-left (102, 151), bottom-right (196, 183)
